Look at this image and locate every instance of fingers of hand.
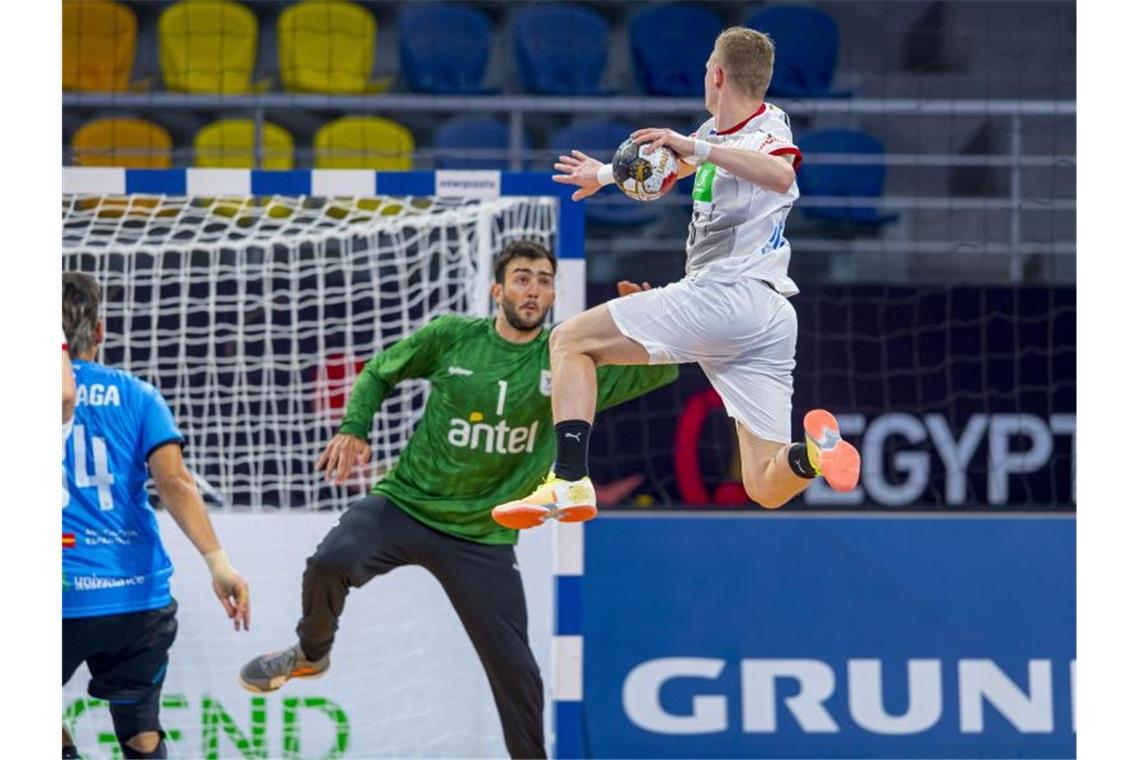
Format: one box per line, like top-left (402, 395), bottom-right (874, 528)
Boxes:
top-left (336, 452), bottom-right (353, 484)
top-left (236, 581), bottom-right (251, 631)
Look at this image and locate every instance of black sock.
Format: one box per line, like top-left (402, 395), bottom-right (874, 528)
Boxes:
top-left (553, 420), bottom-right (592, 481)
top-left (787, 443), bottom-right (817, 480)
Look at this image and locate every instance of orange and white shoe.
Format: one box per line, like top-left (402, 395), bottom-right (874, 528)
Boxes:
top-left (803, 409), bottom-right (861, 492)
top-left (492, 473), bottom-right (598, 530)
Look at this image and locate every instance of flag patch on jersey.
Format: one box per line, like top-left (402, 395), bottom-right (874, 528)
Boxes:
top-left (62, 533), bottom-right (76, 549)
top-left (540, 370), bottom-right (552, 397)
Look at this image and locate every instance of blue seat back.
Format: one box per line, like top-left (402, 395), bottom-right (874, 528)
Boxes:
top-left (746, 5), bottom-right (840, 97)
top-left (400, 3), bottom-right (492, 94)
top-left (630, 4), bottom-right (723, 96)
top-left (514, 4), bottom-right (609, 95)
top-left (435, 117), bottom-right (522, 170)
top-left (548, 121), bottom-right (663, 226)
top-left (797, 129), bottom-right (893, 224)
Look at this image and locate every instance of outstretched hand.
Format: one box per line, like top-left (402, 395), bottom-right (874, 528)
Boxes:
top-left (315, 433), bottom-right (373, 485)
top-left (553, 150), bottom-right (605, 201)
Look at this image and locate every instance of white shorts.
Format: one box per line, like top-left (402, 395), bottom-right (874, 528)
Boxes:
top-left (607, 265), bottom-right (797, 443)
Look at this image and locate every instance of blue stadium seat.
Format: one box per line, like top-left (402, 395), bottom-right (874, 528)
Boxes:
top-left (514, 4), bottom-right (610, 95)
top-left (630, 4), bottom-right (723, 96)
top-left (399, 4), bottom-right (496, 94)
top-left (548, 121), bottom-right (663, 226)
top-left (435, 117), bottom-right (526, 170)
top-left (745, 5), bottom-right (850, 98)
top-left (796, 129), bottom-right (898, 227)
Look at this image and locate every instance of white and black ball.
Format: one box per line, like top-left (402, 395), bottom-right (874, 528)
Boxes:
top-left (612, 138), bottom-right (679, 202)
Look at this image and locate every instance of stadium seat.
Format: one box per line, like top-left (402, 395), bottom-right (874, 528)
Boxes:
top-left (159, 0), bottom-right (259, 93)
top-left (745, 5), bottom-right (850, 98)
top-left (314, 116), bottom-right (414, 171)
top-left (514, 4), bottom-right (610, 95)
top-left (63, 0), bottom-right (137, 92)
top-left (795, 129), bottom-right (898, 227)
top-left (629, 4), bottom-right (723, 96)
top-left (399, 4), bottom-right (496, 94)
top-left (278, 1), bottom-right (390, 94)
top-left (435, 117), bottom-right (525, 170)
top-left (194, 119), bottom-right (295, 170)
top-left (72, 117), bottom-right (173, 169)
top-left (548, 121), bottom-right (662, 226)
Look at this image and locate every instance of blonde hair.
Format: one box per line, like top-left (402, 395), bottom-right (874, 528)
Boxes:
top-left (712, 26), bottom-right (775, 99)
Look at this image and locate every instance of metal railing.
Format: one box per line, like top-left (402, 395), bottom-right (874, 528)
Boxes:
top-left (64, 93), bottom-right (1076, 283)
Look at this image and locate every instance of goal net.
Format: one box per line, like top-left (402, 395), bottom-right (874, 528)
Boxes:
top-left (62, 192), bottom-right (558, 511)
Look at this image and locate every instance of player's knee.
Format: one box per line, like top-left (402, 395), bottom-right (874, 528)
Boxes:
top-left (743, 476), bottom-right (788, 510)
top-left (122, 731), bottom-right (165, 758)
top-left (306, 547), bottom-right (354, 581)
top-left (549, 322), bottom-right (572, 356)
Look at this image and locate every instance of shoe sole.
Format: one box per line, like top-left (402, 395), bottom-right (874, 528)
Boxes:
top-left (804, 408), bottom-right (861, 492)
top-left (238, 667), bottom-right (328, 695)
top-left (492, 502), bottom-right (598, 530)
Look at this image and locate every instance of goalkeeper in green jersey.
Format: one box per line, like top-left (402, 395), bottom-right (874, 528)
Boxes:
top-left (238, 240), bottom-right (676, 758)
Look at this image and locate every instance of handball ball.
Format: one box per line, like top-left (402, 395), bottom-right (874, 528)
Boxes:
top-left (612, 138), bottom-right (679, 202)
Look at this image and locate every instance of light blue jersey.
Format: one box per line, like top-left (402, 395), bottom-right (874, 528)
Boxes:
top-left (63, 360), bottom-right (184, 618)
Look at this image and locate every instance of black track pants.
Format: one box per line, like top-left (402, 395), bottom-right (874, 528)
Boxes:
top-left (296, 495), bottom-right (545, 759)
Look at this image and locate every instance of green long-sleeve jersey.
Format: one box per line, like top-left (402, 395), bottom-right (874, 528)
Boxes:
top-left (338, 314), bottom-right (678, 544)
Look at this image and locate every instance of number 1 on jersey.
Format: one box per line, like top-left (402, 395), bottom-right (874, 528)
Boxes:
top-left (496, 380), bottom-right (508, 416)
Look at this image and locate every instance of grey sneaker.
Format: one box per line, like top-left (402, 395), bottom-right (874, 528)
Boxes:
top-left (239, 643), bottom-right (330, 693)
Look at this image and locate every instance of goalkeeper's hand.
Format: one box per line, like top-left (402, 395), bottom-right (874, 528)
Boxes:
top-left (316, 433), bottom-right (373, 485)
top-left (617, 280), bottom-right (652, 297)
top-left (552, 150), bottom-right (605, 201)
top-left (204, 550), bottom-right (250, 631)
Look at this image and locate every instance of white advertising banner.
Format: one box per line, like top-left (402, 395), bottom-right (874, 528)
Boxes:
top-left (63, 513), bottom-right (555, 759)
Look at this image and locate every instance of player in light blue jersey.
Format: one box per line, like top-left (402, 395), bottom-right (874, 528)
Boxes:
top-left (62, 273), bottom-right (250, 760)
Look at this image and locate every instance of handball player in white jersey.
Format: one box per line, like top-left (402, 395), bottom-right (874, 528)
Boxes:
top-left (493, 27), bottom-right (860, 527)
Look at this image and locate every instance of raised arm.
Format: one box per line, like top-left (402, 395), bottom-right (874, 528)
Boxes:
top-left (149, 443), bottom-right (250, 631)
top-left (317, 316), bottom-right (449, 483)
top-left (631, 128), bottom-right (796, 194)
top-left (553, 150), bottom-right (698, 202)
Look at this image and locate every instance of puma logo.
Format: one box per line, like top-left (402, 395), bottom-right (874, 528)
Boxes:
top-left (563, 432), bottom-right (582, 441)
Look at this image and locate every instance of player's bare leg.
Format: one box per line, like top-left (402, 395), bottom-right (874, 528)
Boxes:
top-left (550, 303), bottom-right (650, 420)
top-left (738, 409), bottom-right (861, 509)
top-left (493, 305), bottom-right (649, 529)
top-left (124, 731), bottom-right (162, 756)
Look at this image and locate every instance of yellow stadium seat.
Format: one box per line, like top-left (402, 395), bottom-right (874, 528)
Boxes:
top-left (72, 118), bottom-right (173, 169)
top-left (63, 0), bottom-right (137, 92)
top-left (159, 0), bottom-right (259, 93)
top-left (314, 117), bottom-right (414, 171)
top-left (194, 119), bottom-right (295, 170)
top-left (278, 1), bottom-right (390, 94)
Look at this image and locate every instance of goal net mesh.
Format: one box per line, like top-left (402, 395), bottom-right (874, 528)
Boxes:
top-left (61, 193), bottom-right (558, 511)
